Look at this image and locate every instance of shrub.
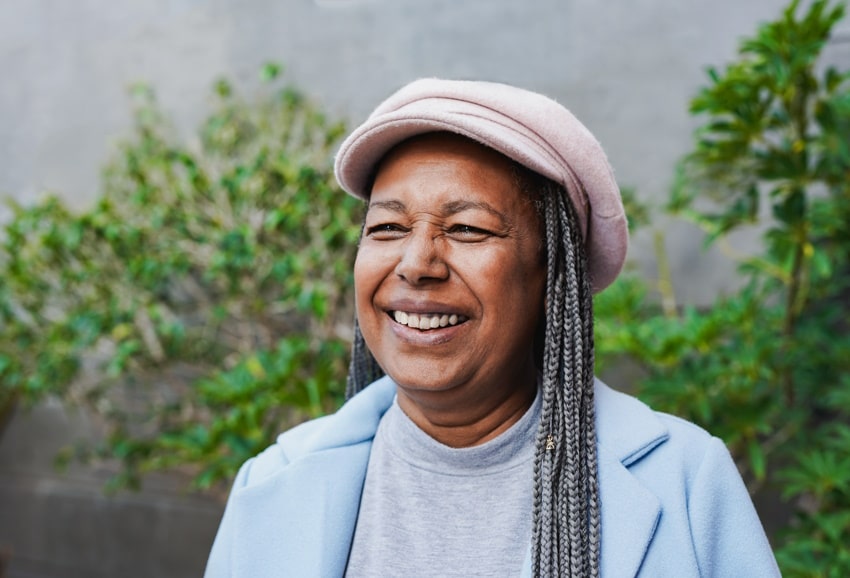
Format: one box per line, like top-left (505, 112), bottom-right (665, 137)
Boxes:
top-left (595, 1), bottom-right (850, 575)
top-left (0, 64), bottom-right (362, 491)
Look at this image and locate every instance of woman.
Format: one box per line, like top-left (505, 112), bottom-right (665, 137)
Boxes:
top-left (205, 79), bottom-right (780, 577)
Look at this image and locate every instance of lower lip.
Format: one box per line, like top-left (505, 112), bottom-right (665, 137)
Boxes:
top-left (388, 317), bottom-right (467, 346)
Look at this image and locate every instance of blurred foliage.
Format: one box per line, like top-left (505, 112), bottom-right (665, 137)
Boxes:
top-left (595, 1), bottom-right (850, 575)
top-left (0, 63), bottom-right (362, 491)
top-left (0, 2), bottom-right (847, 573)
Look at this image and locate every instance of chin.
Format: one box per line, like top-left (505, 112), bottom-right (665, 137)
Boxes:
top-left (382, 363), bottom-right (464, 393)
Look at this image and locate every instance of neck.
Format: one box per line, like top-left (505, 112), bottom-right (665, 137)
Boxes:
top-left (395, 373), bottom-right (538, 448)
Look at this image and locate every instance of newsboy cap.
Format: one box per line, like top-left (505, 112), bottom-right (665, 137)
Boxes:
top-left (334, 78), bottom-right (628, 292)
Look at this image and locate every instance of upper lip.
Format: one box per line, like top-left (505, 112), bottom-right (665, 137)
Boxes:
top-left (382, 298), bottom-right (470, 317)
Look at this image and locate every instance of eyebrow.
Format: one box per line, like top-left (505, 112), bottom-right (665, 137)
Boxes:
top-left (368, 199), bottom-right (510, 226)
top-left (367, 199), bottom-right (407, 213)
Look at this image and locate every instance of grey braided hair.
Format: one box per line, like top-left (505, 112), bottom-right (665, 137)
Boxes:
top-left (345, 161), bottom-right (600, 577)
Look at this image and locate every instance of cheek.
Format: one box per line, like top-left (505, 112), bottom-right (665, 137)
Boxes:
top-left (486, 249), bottom-right (545, 292)
top-left (463, 252), bottom-right (545, 317)
top-left (353, 246), bottom-right (391, 311)
top-left (353, 252), bottom-right (373, 310)
top-left (501, 258), bottom-right (546, 321)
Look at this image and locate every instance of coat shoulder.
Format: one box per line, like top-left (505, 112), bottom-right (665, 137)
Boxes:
top-left (595, 379), bottom-right (718, 464)
top-left (237, 376), bottom-right (398, 488)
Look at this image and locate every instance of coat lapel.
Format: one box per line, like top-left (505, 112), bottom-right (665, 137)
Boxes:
top-left (229, 377), bottom-right (397, 577)
top-left (230, 442), bottom-right (372, 577)
top-left (596, 447), bottom-right (662, 577)
top-left (519, 448), bottom-right (663, 578)
top-left (518, 381), bottom-right (668, 578)
top-left (594, 380), bottom-right (668, 577)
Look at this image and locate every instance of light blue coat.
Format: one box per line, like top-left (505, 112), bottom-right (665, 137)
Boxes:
top-left (205, 377), bottom-right (780, 577)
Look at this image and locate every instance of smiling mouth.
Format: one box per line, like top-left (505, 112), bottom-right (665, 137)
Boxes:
top-left (390, 311), bottom-right (468, 331)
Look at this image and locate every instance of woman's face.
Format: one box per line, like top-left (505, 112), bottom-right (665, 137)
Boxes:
top-left (354, 133), bottom-right (546, 399)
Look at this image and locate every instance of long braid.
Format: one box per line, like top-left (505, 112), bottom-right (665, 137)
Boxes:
top-left (580, 218), bottom-right (601, 576)
top-left (559, 186), bottom-right (586, 575)
top-left (344, 168), bottom-right (600, 577)
top-left (530, 178), bottom-right (600, 577)
top-left (532, 182), bottom-right (563, 575)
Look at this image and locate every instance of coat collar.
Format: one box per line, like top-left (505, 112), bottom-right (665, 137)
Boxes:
top-left (594, 378), bottom-right (668, 577)
top-left (232, 377), bottom-right (669, 577)
top-left (278, 376), bottom-right (669, 464)
top-left (594, 377), bottom-right (669, 465)
top-left (276, 376), bottom-right (397, 461)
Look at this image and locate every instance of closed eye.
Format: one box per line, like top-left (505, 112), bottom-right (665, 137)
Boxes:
top-left (365, 223), bottom-right (408, 239)
top-left (447, 224), bottom-right (493, 241)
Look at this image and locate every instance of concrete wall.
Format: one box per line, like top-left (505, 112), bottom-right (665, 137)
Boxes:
top-left (0, 400), bottom-right (221, 578)
top-left (5, 0), bottom-right (820, 302)
top-left (1, 1), bottom-right (847, 576)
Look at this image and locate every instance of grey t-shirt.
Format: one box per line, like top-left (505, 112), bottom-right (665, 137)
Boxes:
top-left (345, 389), bottom-right (541, 577)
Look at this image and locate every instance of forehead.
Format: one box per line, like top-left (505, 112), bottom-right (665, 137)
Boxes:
top-left (369, 132), bottom-right (525, 208)
top-left (375, 131), bottom-right (513, 175)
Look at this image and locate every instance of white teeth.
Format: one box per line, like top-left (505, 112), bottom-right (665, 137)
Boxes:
top-left (392, 311), bottom-right (465, 331)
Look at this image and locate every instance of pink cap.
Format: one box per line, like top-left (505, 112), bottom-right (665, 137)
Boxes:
top-left (334, 78), bottom-right (628, 292)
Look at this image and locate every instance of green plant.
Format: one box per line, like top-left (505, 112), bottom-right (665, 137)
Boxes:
top-left (595, 1), bottom-right (850, 575)
top-left (0, 64), bottom-right (362, 491)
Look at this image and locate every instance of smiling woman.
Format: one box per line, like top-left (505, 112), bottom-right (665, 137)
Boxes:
top-left (204, 79), bottom-right (780, 578)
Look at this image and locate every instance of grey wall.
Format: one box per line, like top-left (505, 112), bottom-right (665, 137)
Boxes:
top-left (1, 1), bottom-right (847, 576)
top-left (5, 0), bottom-right (848, 299)
top-left (5, 0), bottom-right (822, 302)
top-left (0, 401), bottom-right (221, 578)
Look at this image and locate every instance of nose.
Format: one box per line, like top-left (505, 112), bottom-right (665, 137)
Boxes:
top-left (394, 229), bottom-right (449, 285)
